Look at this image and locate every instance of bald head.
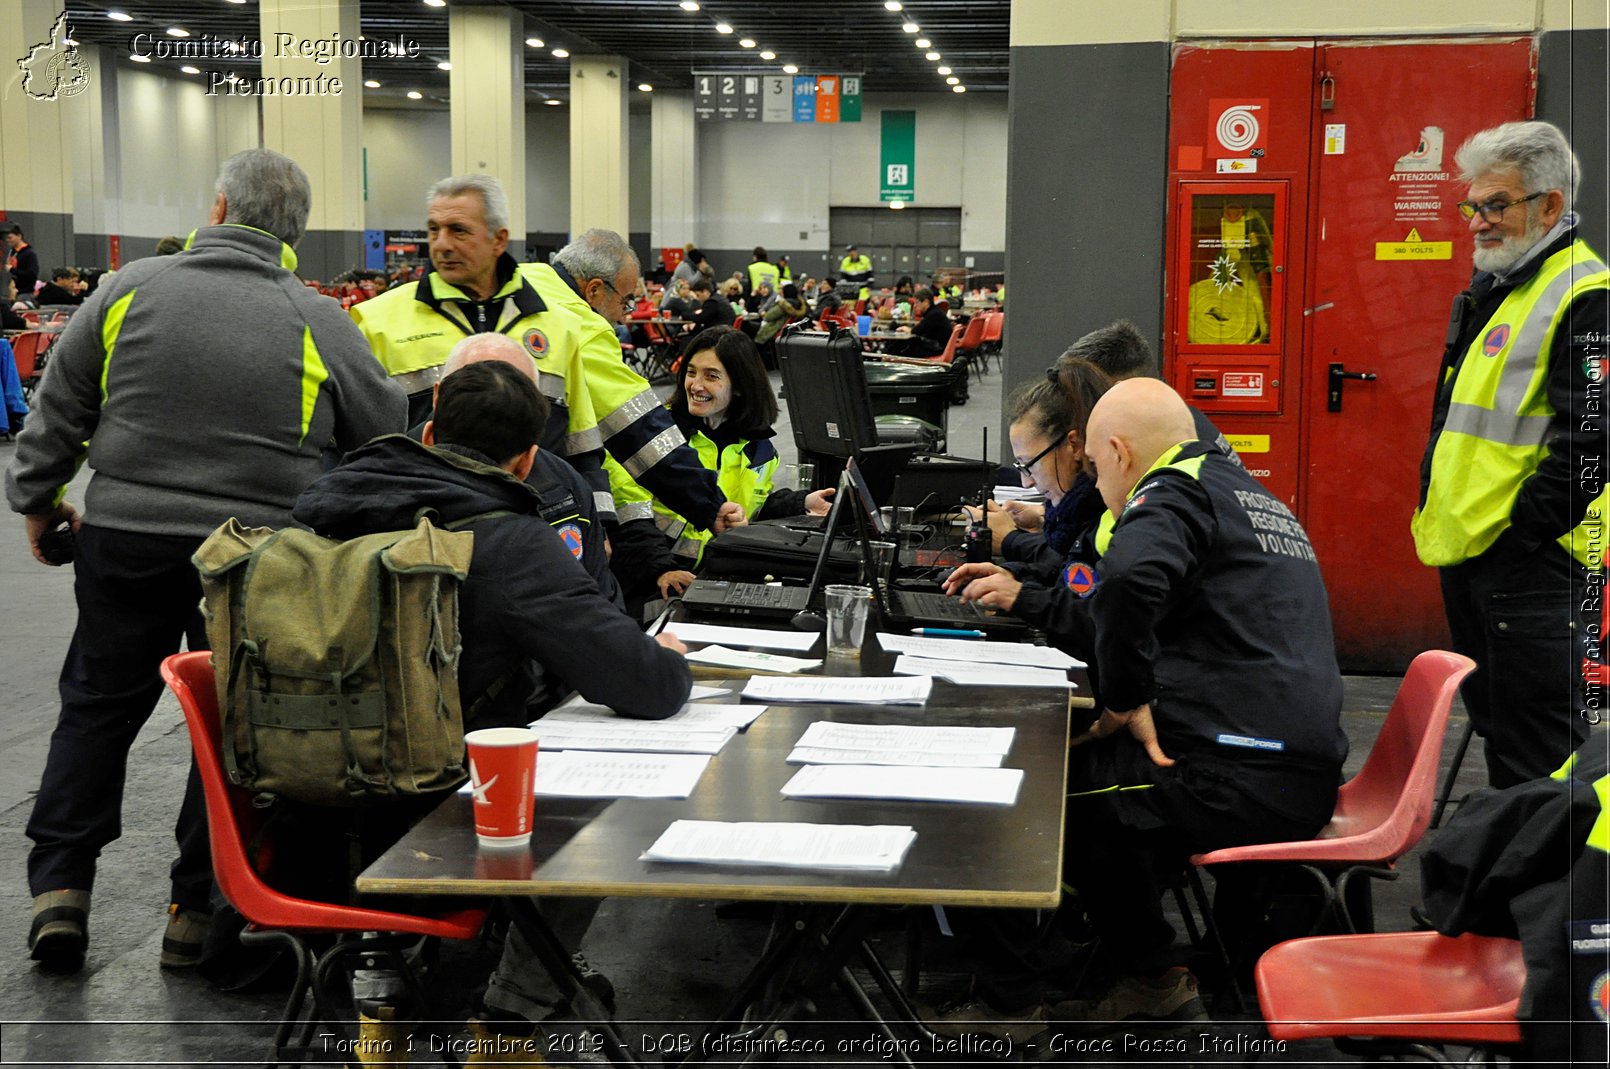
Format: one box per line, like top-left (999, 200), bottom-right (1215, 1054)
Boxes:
top-left (442, 333), bottom-right (538, 381)
top-left (1087, 378), bottom-right (1198, 517)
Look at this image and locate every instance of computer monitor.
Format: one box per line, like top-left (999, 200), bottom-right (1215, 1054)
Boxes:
top-left (776, 326), bottom-right (878, 459)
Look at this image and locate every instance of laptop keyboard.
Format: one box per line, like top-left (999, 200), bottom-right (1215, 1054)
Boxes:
top-left (723, 583), bottom-right (807, 609)
top-left (890, 589), bottom-right (986, 623)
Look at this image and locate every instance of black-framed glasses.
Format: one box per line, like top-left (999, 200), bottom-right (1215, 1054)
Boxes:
top-left (1455, 191), bottom-right (1545, 223)
top-left (1012, 433), bottom-right (1069, 477)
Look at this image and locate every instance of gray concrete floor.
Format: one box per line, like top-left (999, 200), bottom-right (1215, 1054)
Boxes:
top-left (0, 360), bottom-right (1499, 1067)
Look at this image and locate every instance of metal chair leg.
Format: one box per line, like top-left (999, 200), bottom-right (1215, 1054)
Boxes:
top-left (1431, 720), bottom-right (1475, 828)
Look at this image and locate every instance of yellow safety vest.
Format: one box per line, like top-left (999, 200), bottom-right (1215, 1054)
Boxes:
top-left (1093, 442), bottom-right (1203, 557)
top-left (840, 255), bottom-right (873, 300)
top-left (746, 261), bottom-right (780, 295)
top-left (650, 430), bottom-right (777, 564)
top-left (1412, 241), bottom-right (1609, 568)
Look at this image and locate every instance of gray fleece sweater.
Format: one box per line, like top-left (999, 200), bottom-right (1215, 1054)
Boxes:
top-left (5, 225), bottom-right (406, 536)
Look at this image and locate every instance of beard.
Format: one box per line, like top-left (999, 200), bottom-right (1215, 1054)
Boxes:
top-left (1472, 213), bottom-right (1550, 274)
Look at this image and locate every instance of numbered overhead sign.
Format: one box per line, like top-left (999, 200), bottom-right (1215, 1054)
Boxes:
top-left (740, 74), bottom-right (761, 121)
top-left (841, 75), bottom-right (862, 123)
top-left (762, 75), bottom-right (791, 122)
top-left (715, 72), bottom-right (740, 120)
top-left (693, 73), bottom-right (716, 121)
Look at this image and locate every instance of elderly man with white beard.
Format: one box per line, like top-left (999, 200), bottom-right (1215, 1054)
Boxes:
top-left (1412, 120), bottom-right (1608, 788)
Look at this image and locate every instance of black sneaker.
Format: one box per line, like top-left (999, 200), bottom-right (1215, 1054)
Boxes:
top-left (570, 952), bottom-right (616, 1011)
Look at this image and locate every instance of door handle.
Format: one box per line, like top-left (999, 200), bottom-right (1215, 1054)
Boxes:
top-left (1327, 362), bottom-right (1377, 412)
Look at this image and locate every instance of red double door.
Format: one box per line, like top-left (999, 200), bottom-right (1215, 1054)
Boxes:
top-left (1163, 38), bottom-right (1535, 671)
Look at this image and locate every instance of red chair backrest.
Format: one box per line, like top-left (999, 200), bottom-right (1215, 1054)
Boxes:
top-left (1322, 649), bottom-right (1475, 857)
top-left (934, 322), bottom-right (966, 365)
top-left (11, 332), bottom-right (51, 380)
top-left (159, 652), bottom-right (484, 938)
top-left (957, 314), bottom-right (988, 351)
top-left (982, 311), bottom-right (1005, 343)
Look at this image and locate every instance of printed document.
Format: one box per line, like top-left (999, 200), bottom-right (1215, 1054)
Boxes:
top-left (781, 764), bottom-right (1024, 806)
top-left (878, 633), bottom-right (1083, 670)
top-left (893, 654), bottom-right (1073, 689)
top-left (665, 622), bottom-right (822, 652)
top-left (528, 721), bottom-right (736, 756)
top-left (544, 698), bottom-right (767, 731)
top-left (532, 752), bottom-right (711, 798)
top-left (641, 820), bottom-right (917, 873)
top-left (742, 675), bottom-right (933, 705)
top-left (794, 720), bottom-right (1015, 757)
top-left (687, 646), bottom-right (822, 673)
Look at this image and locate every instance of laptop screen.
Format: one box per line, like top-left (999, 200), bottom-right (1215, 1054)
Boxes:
top-left (844, 456), bottom-right (890, 538)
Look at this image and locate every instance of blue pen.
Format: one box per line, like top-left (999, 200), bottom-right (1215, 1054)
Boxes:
top-left (910, 627), bottom-right (986, 639)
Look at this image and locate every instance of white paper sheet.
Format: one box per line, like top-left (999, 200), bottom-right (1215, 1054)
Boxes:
top-left (795, 720), bottom-right (1015, 756)
top-left (542, 700), bottom-right (767, 731)
top-left (528, 721), bottom-right (736, 755)
top-left (878, 633), bottom-right (1083, 670)
top-left (532, 751), bottom-right (711, 798)
top-left (786, 745), bottom-right (1004, 768)
top-left (641, 820), bottom-right (917, 873)
top-left (687, 685), bottom-right (732, 701)
top-left (665, 622), bottom-right (822, 652)
top-left (742, 675), bottom-right (933, 705)
top-left (781, 764), bottom-right (1024, 806)
top-left (686, 646), bottom-right (823, 673)
top-left (892, 654), bottom-right (1074, 689)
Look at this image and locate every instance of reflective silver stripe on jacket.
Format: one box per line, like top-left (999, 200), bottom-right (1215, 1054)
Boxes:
top-left (623, 426), bottom-right (683, 479)
top-left (593, 490), bottom-right (616, 517)
top-left (537, 371), bottom-right (567, 403)
top-left (670, 534), bottom-right (704, 559)
top-left (597, 389), bottom-right (665, 439)
top-left (616, 500), bottom-right (655, 523)
top-left (391, 365), bottom-right (442, 395)
top-left (655, 512), bottom-right (686, 540)
top-left (562, 425), bottom-right (604, 455)
top-left (1443, 256), bottom-right (1608, 448)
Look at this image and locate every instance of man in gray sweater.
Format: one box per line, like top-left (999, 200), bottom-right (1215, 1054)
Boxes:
top-left (4, 149), bottom-right (405, 974)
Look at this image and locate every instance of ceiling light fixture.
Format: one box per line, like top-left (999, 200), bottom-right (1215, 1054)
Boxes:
top-left (915, 38), bottom-right (929, 48)
top-left (552, 47), bottom-right (570, 58)
top-left (180, 65), bottom-right (200, 74)
top-left (129, 53), bottom-right (150, 62)
top-left (679, 1), bottom-right (700, 10)
top-left (946, 76), bottom-right (958, 85)
top-left (407, 90), bottom-right (423, 99)
top-left (759, 50), bottom-right (775, 60)
top-left (167, 27), bottom-right (190, 38)
top-left (525, 37), bottom-right (544, 48)
top-left (715, 23), bottom-right (732, 34)
top-left (952, 85), bottom-right (966, 93)
top-left (423, 0), bottom-right (446, 8)
top-left (739, 38), bottom-right (755, 48)
top-left (544, 98), bottom-right (562, 105)
top-left (364, 79), bottom-right (381, 88)
top-left (107, 11), bottom-right (133, 21)
top-left (436, 60), bottom-right (451, 70)
top-left (782, 63), bottom-right (798, 74)
top-left (884, 1), bottom-right (903, 9)
top-left (937, 65), bottom-right (951, 75)
top-left (925, 51), bottom-right (940, 61)
top-left (638, 83), bottom-right (653, 92)
top-left (902, 21), bottom-right (919, 33)
top-left (890, 200), bottom-right (906, 209)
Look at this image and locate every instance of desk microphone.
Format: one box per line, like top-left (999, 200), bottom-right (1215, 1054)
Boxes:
top-left (963, 427), bottom-right (992, 564)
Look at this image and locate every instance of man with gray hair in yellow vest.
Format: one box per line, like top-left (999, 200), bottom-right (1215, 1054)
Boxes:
top-left (1412, 119), bottom-right (1607, 787)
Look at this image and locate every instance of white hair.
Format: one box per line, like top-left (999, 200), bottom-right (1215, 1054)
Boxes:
top-left (426, 174), bottom-right (510, 235)
top-left (1455, 120), bottom-right (1581, 214)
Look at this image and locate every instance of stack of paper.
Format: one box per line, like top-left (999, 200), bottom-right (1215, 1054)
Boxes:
top-left (877, 633), bottom-right (1083, 670)
top-left (528, 720), bottom-right (736, 756)
top-left (781, 764), bottom-right (1024, 806)
top-left (742, 675), bottom-right (933, 705)
top-left (786, 721), bottom-right (1015, 767)
top-left (544, 699), bottom-right (767, 732)
top-left (992, 485), bottom-right (1044, 505)
top-left (687, 646), bottom-right (823, 673)
top-left (534, 752), bottom-right (711, 798)
top-left (664, 622), bottom-right (822, 652)
top-left (640, 819), bottom-right (917, 873)
top-left (892, 655), bottom-right (1071, 689)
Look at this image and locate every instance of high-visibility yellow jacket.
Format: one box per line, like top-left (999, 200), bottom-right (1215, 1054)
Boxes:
top-left (649, 426), bottom-right (779, 564)
top-left (1412, 235), bottom-right (1609, 568)
top-left (746, 260), bottom-right (780, 297)
top-left (351, 255), bottom-right (725, 527)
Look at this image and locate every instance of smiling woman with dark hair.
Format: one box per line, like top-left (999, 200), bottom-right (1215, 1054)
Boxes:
top-left (609, 326), bottom-right (835, 605)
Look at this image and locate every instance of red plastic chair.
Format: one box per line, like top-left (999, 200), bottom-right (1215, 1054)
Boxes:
top-left (1187, 650), bottom-right (1475, 1008)
top-left (10, 331), bottom-right (53, 403)
top-left (954, 314), bottom-right (989, 380)
top-left (160, 652), bottom-right (487, 1066)
top-left (1256, 931), bottom-right (1524, 1059)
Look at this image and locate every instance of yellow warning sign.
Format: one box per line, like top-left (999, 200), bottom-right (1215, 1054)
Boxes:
top-left (1225, 434), bottom-right (1271, 454)
top-left (1375, 227), bottom-right (1453, 260)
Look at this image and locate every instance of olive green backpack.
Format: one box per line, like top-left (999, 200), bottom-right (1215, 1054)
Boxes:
top-left (193, 516), bottom-right (475, 807)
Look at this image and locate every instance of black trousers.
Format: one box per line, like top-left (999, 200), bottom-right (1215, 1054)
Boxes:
top-left (1063, 741), bottom-right (1329, 975)
top-left (1439, 536), bottom-right (1592, 788)
top-left (26, 524), bottom-right (213, 911)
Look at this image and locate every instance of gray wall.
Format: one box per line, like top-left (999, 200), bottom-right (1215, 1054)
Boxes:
top-left (1002, 41), bottom-right (1170, 459)
top-left (1538, 28), bottom-right (1609, 257)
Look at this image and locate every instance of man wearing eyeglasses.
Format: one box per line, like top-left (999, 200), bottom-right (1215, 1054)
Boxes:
top-left (1412, 120), bottom-right (1607, 788)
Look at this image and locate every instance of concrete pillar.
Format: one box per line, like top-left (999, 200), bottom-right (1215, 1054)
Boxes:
top-left (449, 4), bottom-right (525, 239)
top-left (650, 91), bottom-right (698, 255)
top-left (569, 55), bottom-right (629, 237)
top-left (258, 0), bottom-right (363, 279)
top-left (1002, 0), bottom-right (1171, 456)
top-left (1, 0), bottom-right (78, 281)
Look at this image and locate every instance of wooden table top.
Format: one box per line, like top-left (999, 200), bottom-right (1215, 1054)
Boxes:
top-left (357, 644), bottom-right (1072, 909)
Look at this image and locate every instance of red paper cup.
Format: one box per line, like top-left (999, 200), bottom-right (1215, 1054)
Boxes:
top-left (465, 727), bottom-right (539, 848)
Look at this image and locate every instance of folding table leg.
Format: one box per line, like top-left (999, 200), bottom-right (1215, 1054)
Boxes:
top-left (505, 898), bottom-right (641, 1068)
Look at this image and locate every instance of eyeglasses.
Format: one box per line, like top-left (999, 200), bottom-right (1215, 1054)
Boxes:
top-left (1455, 191), bottom-right (1545, 223)
top-left (1012, 433), bottom-right (1069, 477)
